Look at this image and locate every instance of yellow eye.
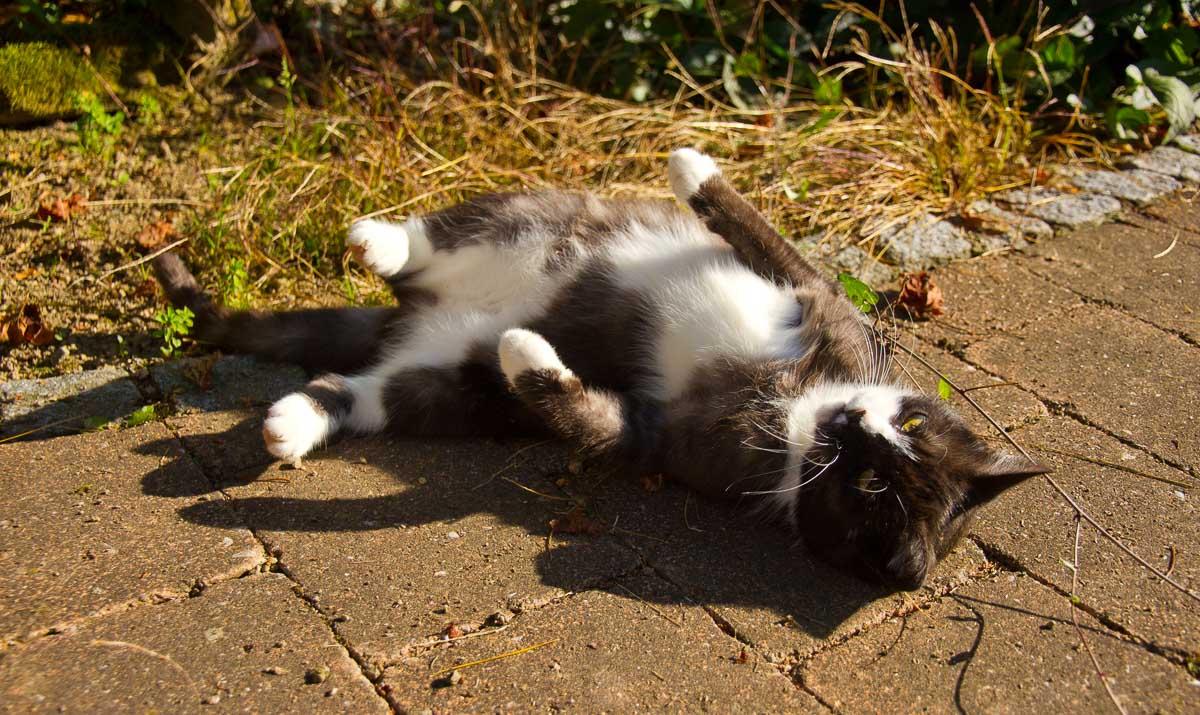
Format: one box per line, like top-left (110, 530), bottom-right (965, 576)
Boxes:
top-left (901, 415), bottom-right (926, 432)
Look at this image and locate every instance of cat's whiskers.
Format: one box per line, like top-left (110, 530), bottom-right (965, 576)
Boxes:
top-left (742, 452), bottom-right (841, 496)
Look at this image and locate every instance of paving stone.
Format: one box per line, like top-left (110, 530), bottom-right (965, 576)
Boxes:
top-left (996, 187), bottom-right (1122, 228)
top-left (1123, 145), bottom-right (1200, 181)
top-left (1066, 168), bottom-right (1181, 205)
top-left (0, 366), bottom-right (143, 438)
top-left (905, 259), bottom-right (1082, 351)
top-left (965, 306), bottom-right (1200, 473)
top-left (800, 572), bottom-right (1198, 714)
top-left (379, 571), bottom-right (815, 712)
top-left (0, 574), bottom-right (387, 713)
top-left (166, 409), bottom-right (275, 479)
top-left (0, 423), bottom-right (262, 641)
top-left (165, 417), bottom-right (640, 668)
top-left (152, 355), bottom-right (306, 413)
top-left (880, 214), bottom-right (973, 270)
top-left (975, 416), bottom-right (1200, 655)
top-left (966, 199), bottom-right (1055, 240)
top-left (555, 472), bottom-right (990, 661)
top-left (1022, 221), bottom-right (1200, 343)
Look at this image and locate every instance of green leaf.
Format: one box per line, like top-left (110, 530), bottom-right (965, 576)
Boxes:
top-left (1041, 35), bottom-right (1076, 72)
top-left (124, 404), bottom-right (158, 428)
top-left (82, 416), bottom-right (110, 431)
top-left (837, 272), bottom-right (879, 313)
top-left (732, 52), bottom-right (762, 77)
top-left (937, 378), bottom-right (953, 401)
top-left (814, 76), bottom-right (842, 106)
top-left (1143, 68), bottom-right (1199, 141)
top-left (1105, 104), bottom-right (1150, 140)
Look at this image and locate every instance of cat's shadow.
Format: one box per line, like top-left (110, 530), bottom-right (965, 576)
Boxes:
top-left (136, 411), bottom-right (897, 641)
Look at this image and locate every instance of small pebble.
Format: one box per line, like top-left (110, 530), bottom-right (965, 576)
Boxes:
top-left (325, 688), bottom-right (339, 697)
top-left (263, 666), bottom-right (288, 676)
top-left (201, 695), bottom-right (220, 705)
top-left (446, 531), bottom-right (460, 540)
top-left (305, 666), bottom-right (331, 684)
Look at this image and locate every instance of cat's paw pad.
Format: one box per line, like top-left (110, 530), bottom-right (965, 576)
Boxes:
top-left (668, 148), bottom-right (720, 202)
top-left (499, 328), bottom-right (570, 384)
top-left (347, 219), bottom-right (411, 278)
top-left (262, 393), bottom-right (328, 463)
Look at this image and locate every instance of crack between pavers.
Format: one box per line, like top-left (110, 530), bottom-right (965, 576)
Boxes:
top-left (967, 535), bottom-right (1196, 672)
top-left (911, 332), bottom-right (1198, 480)
top-left (1020, 262), bottom-right (1200, 350)
top-left (159, 420), bottom-right (401, 714)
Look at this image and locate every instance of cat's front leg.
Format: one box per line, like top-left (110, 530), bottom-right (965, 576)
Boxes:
top-left (262, 373), bottom-right (387, 465)
top-left (346, 218), bottom-right (434, 279)
top-left (498, 329), bottom-right (661, 465)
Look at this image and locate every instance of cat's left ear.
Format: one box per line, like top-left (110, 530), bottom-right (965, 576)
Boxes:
top-left (964, 453), bottom-right (1051, 508)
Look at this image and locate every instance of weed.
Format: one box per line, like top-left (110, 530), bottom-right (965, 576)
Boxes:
top-left (124, 404), bottom-right (159, 428)
top-left (135, 95), bottom-right (163, 128)
top-left (220, 259), bottom-right (250, 309)
top-left (73, 91), bottom-right (124, 156)
top-left (153, 305), bottom-right (194, 358)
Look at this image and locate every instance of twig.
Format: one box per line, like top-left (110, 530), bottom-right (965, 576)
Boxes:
top-left (1070, 517), bottom-right (1128, 715)
top-left (960, 381), bottom-right (1021, 394)
top-left (614, 583), bottom-right (684, 627)
top-left (75, 237), bottom-right (190, 286)
top-left (83, 198), bottom-right (211, 208)
top-left (500, 476), bottom-right (572, 501)
top-left (0, 415), bottom-right (89, 443)
top-left (889, 337), bottom-right (1200, 606)
top-left (1033, 446), bottom-right (1193, 490)
top-left (430, 639), bottom-right (558, 677)
top-left (407, 624), bottom-right (510, 651)
top-left (471, 439), bottom-right (553, 490)
top-left (1152, 232), bottom-right (1179, 259)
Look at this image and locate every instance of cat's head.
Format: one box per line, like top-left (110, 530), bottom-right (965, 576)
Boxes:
top-left (778, 384), bottom-right (1048, 590)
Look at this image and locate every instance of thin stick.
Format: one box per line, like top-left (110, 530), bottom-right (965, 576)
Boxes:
top-left (1033, 446), bottom-right (1193, 490)
top-left (500, 476), bottom-right (573, 501)
top-left (430, 639), bottom-right (558, 677)
top-left (890, 337), bottom-right (1200, 605)
top-left (76, 237), bottom-right (190, 286)
top-left (83, 198), bottom-right (210, 208)
top-left (960, 381), bottom-right (1021, 393)
top-left (1070, 517), bottom-right (1128, 714)
top-left (614, 583), bottom-right (684, 627)
top-left (1152, 232), bottom-right (1179, 259)
top-left (0, 415), bottom-right (90, 443)
top-left (407, 624), bottom-right (510, 651)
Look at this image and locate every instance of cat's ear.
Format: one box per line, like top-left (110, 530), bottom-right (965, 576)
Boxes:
top-left (963, 452), bottom-right (1050, 508)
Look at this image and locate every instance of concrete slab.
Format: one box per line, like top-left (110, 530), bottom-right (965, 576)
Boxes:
top-left (554, 472), bottom-right (990, 662)
top-left (1, 366), bottom-right (143, 438)
top-left (799, 572), bottom-right (1198, 714)
top-left (152, 355), bottom-right (306, 414)
top-left (975, 416), bottom-right (1199, 655)
top-left (165, 418), bottom-right (641, 670)
top-left (0, 423), bottom-right (263, 642)
top-left (1022, 221), bottom-right (1200, 343)
top-left (377, 571), bottom-right (817, 712)
top-left (965, 306), bottom-right (1199, 473)
top-left (0, 574), bottom-right (387, 713)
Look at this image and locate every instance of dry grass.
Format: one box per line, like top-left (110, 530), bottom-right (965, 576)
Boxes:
top-left (186, 7), bottom-right (1117, 303)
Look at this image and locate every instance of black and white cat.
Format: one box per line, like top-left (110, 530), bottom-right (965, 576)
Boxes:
top-left (154, 149), bottom-right (1047, 589)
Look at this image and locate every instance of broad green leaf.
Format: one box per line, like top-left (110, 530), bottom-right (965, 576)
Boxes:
top-left (82, 416), bottom-right (110, 431)
top-left (1041, 35), bottom-right (1076, 72)
top-left (1143, 68), bottom-right (1198, 141)
top-left (814, 76), bottom-right (842, 106)
top-left (937, 378), bottom-right (953, 401)
top-left (837, 272), bottom-right (879, 313)
top-left (1105, 104), bottom-right (1150, 140)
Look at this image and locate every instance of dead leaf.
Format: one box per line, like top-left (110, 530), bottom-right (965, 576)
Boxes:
top-left (443, 623), bottom-right (463, 639)
top-left (1, 304), bottom-right (55, 346)
top-left (548, 507), bottom-right (606, 537)
top-left (13, 266), bottom-right (38, 281)
top-left (894, 271), bottom-right (945, 319)
top-left (35, 193), bottom-right (86, 222)
top-left (137, 220), bottom-right (177, 251)
top-left (640, 474), bottom-right (664, 493)
top-left (132, 277), bottom-right (158, 298)
top-left (735, 648), bottom-right (749, 664)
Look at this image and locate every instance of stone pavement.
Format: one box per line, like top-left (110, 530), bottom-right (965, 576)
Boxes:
top-left (2, 198), bottom-right (1200, 713)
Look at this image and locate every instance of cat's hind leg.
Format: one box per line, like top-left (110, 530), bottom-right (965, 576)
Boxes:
top-left (262, 373), bottom-right (387, 464)
top-left (498, 329), bottom-right (661, 466)
top-left (346, 217), bottom-right (435, 279)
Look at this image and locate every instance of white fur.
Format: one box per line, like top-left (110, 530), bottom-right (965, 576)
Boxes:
top-left (765, 383), bottom-right (915, 515)
top-left (605, 219), bottom-right (803, 399)
top-left (347, 217), bottom-right (433, 277)
top-left (668, 148), bottom-right (720, 202)
top-left (263, 393), bottom-right (332, 463)
top-left (498, 328), bottom-right (570, 384)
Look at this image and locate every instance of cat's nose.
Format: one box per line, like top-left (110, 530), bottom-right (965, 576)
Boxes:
top-left (831, 407), bottom-right (866, 429)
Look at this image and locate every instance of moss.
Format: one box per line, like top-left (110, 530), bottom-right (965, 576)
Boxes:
top-left (0, 42), bottom-right (124, 123)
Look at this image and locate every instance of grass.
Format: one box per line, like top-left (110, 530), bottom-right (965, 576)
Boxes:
top-left (168, 7), bottom-right (1122, 304)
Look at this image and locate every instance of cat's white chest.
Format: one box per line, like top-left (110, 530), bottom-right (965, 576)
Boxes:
top-left (607, 220), bottom-right (803, 399)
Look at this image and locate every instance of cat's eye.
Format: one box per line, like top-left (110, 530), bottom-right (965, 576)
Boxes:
top-left (900, 413), bottom-right (926, 432)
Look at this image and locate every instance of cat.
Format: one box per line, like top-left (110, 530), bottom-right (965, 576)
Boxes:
top-left (153, 148), bottom-right (1048, 589)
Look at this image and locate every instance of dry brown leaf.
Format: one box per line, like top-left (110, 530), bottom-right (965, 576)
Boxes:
top-left (443, 623), bottom-right (463, 639)
top-left (894, 271), bottom-right (945, 319)
top-left (13, 266), bottom-right (38, 281)
top-left (137, 220), bottom-right (177, 251)
top-left (640, 473), bottom-right (664, 493)
top-left (1, 304), bottom-right (55, 346)
top-left (35, 193), bottom-right (86, 222)
top-left (132, 277), bottom-right (159, 298)
top-left (548, 507), bottom-right (606, 537)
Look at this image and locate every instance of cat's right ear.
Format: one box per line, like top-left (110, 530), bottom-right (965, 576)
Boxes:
top-left (963, 453), bottom-right (1051, 508)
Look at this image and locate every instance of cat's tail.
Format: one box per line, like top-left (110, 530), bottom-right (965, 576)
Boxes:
top-left (668, 148), bottom-right (829, 289)
top-left (152, 252), bottom-right (399, 374)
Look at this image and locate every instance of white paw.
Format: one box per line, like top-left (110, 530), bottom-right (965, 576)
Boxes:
top-left (668, 148), bottom-right (720, 202)
top-left (498, 328), bottom-right (570, 385)
top-left (262, 393), bottom-right (329, 463)
top-left (347, 218), bottom-right (411, 278)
